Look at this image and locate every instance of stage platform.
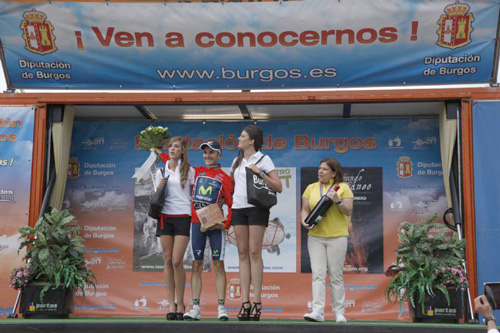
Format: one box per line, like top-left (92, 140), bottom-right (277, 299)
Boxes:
top-left (0, 317), bottom-right (489, 333)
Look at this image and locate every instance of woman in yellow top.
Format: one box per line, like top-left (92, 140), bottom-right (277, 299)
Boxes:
top-left (301, 158), bottom-right (354, 323)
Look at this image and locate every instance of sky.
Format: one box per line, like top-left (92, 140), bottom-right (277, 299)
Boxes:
top-left (1, 63), bottom-right (13, 92)
top-left (1, 64), bottom-right (7, 92)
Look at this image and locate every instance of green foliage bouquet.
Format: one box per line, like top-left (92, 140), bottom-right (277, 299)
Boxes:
top-left (138, 125), bottom-right (170, 151)
top-left (385, 216), bottom-right (467, 313)
top-left (17, 208), bottom-right (96, 300)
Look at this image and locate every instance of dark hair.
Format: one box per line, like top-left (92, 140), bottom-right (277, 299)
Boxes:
top-left (232, 125), bottom-right (264, 173)
top-left (168, 136), bottom-right (190, 188)
top-left (321, 157), bottom-right (344, 183)
top-left (243, 125), bottom-right (264, 151)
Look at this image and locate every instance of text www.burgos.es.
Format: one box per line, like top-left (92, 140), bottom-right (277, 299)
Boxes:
top-left (156, 66), bottom-right (337, 83)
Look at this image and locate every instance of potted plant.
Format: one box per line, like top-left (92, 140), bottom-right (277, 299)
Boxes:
top-left (385, 215), bottom-right (468, 323)
top-left (11, 208), bottom-right (96, 318)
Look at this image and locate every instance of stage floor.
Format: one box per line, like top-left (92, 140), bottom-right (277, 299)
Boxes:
top-left (0, 317), bottom-right (489, 333)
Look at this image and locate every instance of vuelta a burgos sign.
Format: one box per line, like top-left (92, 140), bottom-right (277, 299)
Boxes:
top-left (0, 0), bottom-right (498, 89)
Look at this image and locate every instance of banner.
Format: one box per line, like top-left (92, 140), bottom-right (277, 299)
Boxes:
top-left (0, 106), bottom-right (35, 316)
top-left (0, 0), bottom-right (498, 89)
top-left (46, 119), bottom-right (447, 319)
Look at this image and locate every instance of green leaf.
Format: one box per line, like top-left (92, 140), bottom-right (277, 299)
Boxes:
top-left (54, 271), bottom-right (61, 287)
top-left (38, 248), bottom-right (49, 262)
top-left (61, 215), bottom-right (75, 226)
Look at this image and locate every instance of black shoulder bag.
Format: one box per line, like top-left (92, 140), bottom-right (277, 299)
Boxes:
top-left (246, 155), bottom-right (277, 209)
top-left (148, 173), bottom-right (169, 219)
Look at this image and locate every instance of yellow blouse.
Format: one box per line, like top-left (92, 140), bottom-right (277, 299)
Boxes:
top-left (302, 180), bottom-right (353, 238)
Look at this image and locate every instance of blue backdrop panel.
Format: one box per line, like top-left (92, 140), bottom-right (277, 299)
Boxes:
top-left (473, 101), bottom-right (500, 301)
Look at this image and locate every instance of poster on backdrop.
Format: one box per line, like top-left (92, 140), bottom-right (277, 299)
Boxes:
top-left (47, 119), bottom-right (449, 319)
top-left (300, 167), bottom-right (383, 274)
top-left (0, 106), bottom-right (35, 315)
top-left (0, 0), bottom-right (498, 89)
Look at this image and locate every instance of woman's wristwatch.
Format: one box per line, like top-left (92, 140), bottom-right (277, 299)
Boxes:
top-left (335, 199), bottom-right (343, 207)
top-left (484, 316), bottom-right (496, 325)
top-left (259, 171), bottom-right (266, 178)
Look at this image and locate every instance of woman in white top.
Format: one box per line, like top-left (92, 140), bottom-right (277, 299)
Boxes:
top-left (155, 136), bottom-right (195, 320)
top-left (230, 125), bottom-right (283, 321)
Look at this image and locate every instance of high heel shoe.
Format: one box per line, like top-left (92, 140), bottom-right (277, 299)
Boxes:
top-left (176, 304), bottom-right (185, 321)
top-left (166, 304), bottom-right (177, 320)
top-left (250, 302), bottom-right (261, 321)
top-left (166, 312), bottom-right (177, 320)
top-left (237, 301), bottom-right (251, 321)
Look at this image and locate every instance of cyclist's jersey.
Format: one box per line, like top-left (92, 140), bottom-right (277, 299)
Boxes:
top-left (191, 165), bottom-right (233, 229)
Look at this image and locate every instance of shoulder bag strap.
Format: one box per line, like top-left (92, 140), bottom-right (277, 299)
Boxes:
top-left (254, 155), bottom-right (265, 166)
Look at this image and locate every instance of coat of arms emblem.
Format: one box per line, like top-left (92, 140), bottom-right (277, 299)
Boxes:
top-left (226, 278), bottom-right (242, 301)
top-left (20, 9), bottom-right (57, 55)
top-left (397, 156), bottom-right (413, 178)
top-left (436, 1), bottom-right (474, 49)
top-left (68, 157), bottom-right (80, 179)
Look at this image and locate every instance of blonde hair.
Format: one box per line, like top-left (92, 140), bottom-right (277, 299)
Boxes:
top-left (168, 136), bottom-right (190, 188)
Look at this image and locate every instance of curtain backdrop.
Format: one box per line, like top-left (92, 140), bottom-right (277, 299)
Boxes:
top-left (49, 105), bottom-right (74, 210)
top-left (440, 105), bottom-right (457, 209)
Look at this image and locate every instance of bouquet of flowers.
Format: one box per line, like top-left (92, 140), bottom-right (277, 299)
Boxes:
top-left (133, 125), bottom-right (170, 182)
top-left (436, 266), bottom-right (469, 289)
top-left (138, 126), bottom-right (170, 151)
top-left (9, 266), bottom-right (32, 290)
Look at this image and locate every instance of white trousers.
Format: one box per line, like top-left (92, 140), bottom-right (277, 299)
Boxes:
top-left (307, 235), bottom-right (347, 315)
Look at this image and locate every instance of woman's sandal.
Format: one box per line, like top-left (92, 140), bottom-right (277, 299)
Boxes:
top-left (176, 304), bottom-right (185, 321)
top-left (237, 301), bottom-right (251, 321)
top-left (250, 302), bottom-right (262, 321)
top-left (166, 304), bottom-right (177, 320)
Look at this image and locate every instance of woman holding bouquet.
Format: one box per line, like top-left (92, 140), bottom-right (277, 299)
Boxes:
top-left (154, 136), bottom-right (195, 320)
top-left (301, 158), bottom-right (353, 323)
top-left (230, 125), bottom-right (283, 321)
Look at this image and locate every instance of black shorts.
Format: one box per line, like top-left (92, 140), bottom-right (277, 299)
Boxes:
top-left (231, 207), bottom-right (270, 227)
top-left (156, 215), bottom-right (191, 237)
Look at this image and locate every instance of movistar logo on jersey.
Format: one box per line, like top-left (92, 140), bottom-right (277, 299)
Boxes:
top-left (198, 185), bottom-right (213, 196)
top-left (193, 176), bottom-right (222, 204)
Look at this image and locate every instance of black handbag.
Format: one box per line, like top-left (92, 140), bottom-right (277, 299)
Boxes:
top-left (148, 174), bottom-right (169, 219)
top-left (246, 155), bottom-right (277, 209)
